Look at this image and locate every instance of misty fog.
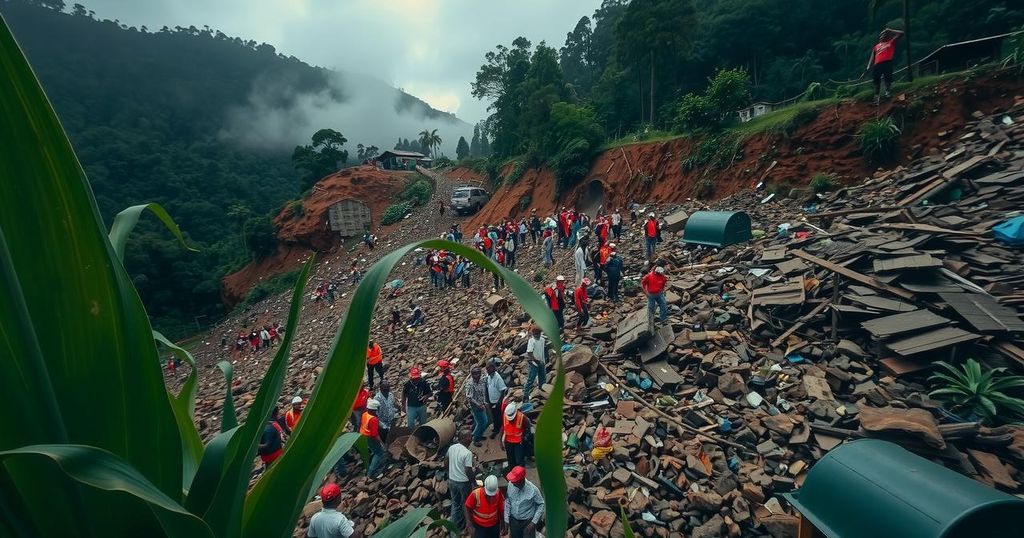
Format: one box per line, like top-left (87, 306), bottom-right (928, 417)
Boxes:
top-left (219, 70), bottom-right (474, 158)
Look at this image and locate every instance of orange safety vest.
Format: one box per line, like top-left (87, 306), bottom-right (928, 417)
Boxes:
top-left (599, 245), bottom-right (611, 265)
top-left (367, 344), bottom-right (383, 365)
top-left (285, 409), bottom-right (302, 430)
top-left (503, 412), bottom-right (525, 444)
top-left (467, 488), bottom-right (503, 527)
top-left (359, 412), bottom-right (379, 438)
top-left (442, 373), bottom-right (455, 393)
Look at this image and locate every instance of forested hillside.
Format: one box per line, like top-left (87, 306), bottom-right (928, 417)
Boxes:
top-left (0, 0), bottom-right (467, 336)
top-left (468, 0), bottom-right (1023, 198)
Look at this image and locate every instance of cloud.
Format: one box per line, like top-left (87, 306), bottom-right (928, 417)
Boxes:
top-left (218, 70), bottom-right (473, 156)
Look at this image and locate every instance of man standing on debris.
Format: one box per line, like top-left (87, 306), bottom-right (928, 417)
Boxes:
top-left (575, 277), bottom-right (592, 329)
top-left (504, 466), bottom-right (544, 538)
top-left (541, 229), bottom-right (554, 267)
top-left (465, 366), bottom-right (490, 446)
top-left (446, 430), bottom-right (477, 532)
top-left (502, 403), bottom-right (530, 468)
top-left (523, 326), bottom-right (547, 401)
top-left (642, 266), bottom-right (669, 323)
top-left (606, 248), bottom-right (624, 303)
top-left (258, 406), bottom-right (285, 469)
top-left (308, 483), bottom-right (362, 538)
top-left (644, 212), bottom-right (660, 260)
top-left (435, 360), bottom-right (456, 413)
top-left (402, 367), bottom-right (431, 428)
top-left (574, 242), bottom-right (587, 286)
top-left (360, 399), bottom-right (386, 478)
top-left (466, 475), bottom-right (504, 538)
top-left (611, 208), bottom-right (623, 239)
top-left (866, 28), bottom-right (904, 104)
top-left (529, 210), bottom-right (542, 246)
top-left (349, 384), bottom-right (370, 431)
top-left (284, 396), bottom-right (304, 434)
top-left (544, 276), bottom-right (568, 331)
top-left (485, 359), bottom-right (508, 439)
top-left (373, 380), bottom-right (397, 442)
top-left (366, 340), bottom-right (385, 391)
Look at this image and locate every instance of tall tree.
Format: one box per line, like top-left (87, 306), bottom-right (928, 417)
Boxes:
top-left (480, 131), bottom-right (491, 156)
top-left (560, 16), bottom-right (595, 97)
top-left (470, 125), bottom-right (481, 156)
top-left (456, 136), bottom-right (470, 160)
top-left (472, 37), bottom-right (534, 157)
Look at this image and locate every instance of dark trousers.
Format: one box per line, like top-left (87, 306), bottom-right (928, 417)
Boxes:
top-left (576, 303), bottom-right (590, 328)
top-left (473, 524), bottom-right (500, 538)
top-left (493, 273), bottom-right (503, 289)
top-left (509, 518), bottom-right (533, 538)
top-left (593, 263), bottom-right (603, 283)
top-left (608, 276), bottom-right (621, 302)
top-left (505, 441), bottom-right (525, 468)
top-left (367, 362), bottom-right (384, 389)
top-left (437, 391), bottom-right (453, 413)
top-left (530, 230), bottom-right (539, 245)
top-left (489, 401), bottom-right (503, 436)
top-left (449, 480), bottom-right (472, 530)
top-left (554, 310), bottom-right (564, 330)
top-left (612, 224), bottom-right (622, 238)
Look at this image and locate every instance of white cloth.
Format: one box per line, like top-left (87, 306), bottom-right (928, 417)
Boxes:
top-left (485, 371), bottom-right (507, 404)
top-left (446, 442), bottom-right (474, 482)
top-left (574, 246), bottom-right (587, 286)
top-left (307, 509), bottom-right (355, 538)
top-left (612, 212), bottom-right (622, 225)
top-left (527, 335), bottom-right (547, 366)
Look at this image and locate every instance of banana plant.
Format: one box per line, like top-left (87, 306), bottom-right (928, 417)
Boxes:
top-left (0, 14), bottom-right (568, 538)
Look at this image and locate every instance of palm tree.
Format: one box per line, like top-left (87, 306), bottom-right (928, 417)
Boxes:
top-left (869, 0), bottom-right (912, 81)
top-left (418, 128), bottom-right (442, 158)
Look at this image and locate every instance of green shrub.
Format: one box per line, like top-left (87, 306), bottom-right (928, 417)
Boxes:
top-left (289, 200), bottom-right (304, 218)
top-left (484, 157), bottom-right (502, 186)
top-left (674, 68), bottom-right (751, 132)
top-left (768, 182), bottom-right (793, 196)
top-left (507, 160), bottom-right (527, 185)
top-left (929, 359), bottom-right (1024, 424)
top-left (1002, 26), bottom-right (1024, 74)
top-left (809, 173), bottom-right (836, 194)
top-left (432, 155), bottom-right (454, 168)
top-left (856, 116), bottom-right (901, 162)
top-left (674, 94), bottom-right (716, 132)
top-left (398, 176), bottom-right (434, 207)
top-left (682, 134), bottom-right (740, 172)
top-left (380, 201), bottom-right (412, 225)
top-left (244, 214), bottom-right (278, 259)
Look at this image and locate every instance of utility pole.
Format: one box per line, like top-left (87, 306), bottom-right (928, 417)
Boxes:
top-left (649, 50), bottom-right (655, 124)
top-left (903, 0), bottom-right (913, 81)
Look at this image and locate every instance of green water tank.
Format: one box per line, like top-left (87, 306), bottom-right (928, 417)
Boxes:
top-left (783, 439), bottom-right (1024, 538)
top-left (682, 210), bottom-right (751, 247)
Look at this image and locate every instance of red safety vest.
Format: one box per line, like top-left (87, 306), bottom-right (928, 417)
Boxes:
top-left (503, 412), bottom-right (525, 444)
top-left (442, 373), bottom-right (455, 393)
top-left (367, 344), bottom-right (383, 365)
top-left (359, 412), bottom-right (379, 438)
top-left (285, 408), bottom-right (302, 430)
top-left (466, 488), bottom-right (504, 527)
top-left (544, 287), bottom-right (562, 311)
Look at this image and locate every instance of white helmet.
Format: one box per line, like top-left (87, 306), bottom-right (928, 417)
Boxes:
top-left (291, 396), bottom-right (303, 404)
top-left (366, 399), bottom-right (380, 410)
top-left (504, 402), bottom-right (517, 418)
top-left (655, 267), bottom-right (666, 274)
top-left (484, 475), bottom-right (499, 496)
top-left (556, 275), bottom-right (566, 281)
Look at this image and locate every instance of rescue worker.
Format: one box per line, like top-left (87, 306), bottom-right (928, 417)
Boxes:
top-left (606, 249), bottom-right (624, 303)
top-left (543, 276), bottom-right (568, 331)
top-left (501, 403), bottom-right (530, 469)
top-left (403, 367), bottom-right (431, 428)
top-left (258, 406), bottom-right (285, 469)
top-left (596, 241), bottom-right (613, 285)
top-left (644, 212), bottom-right (660, 260)
top-left (349, 384), bottom-right (370, 432)
top-left (575, 277), bottom-right (591, 329)
top-left (642, 266), bottom-right (669, 323)
top-left (360, 399), bottom-right (386, 478)
top-left (366, 340), bottom-right (384, 391)
top-left (435, 359), bottom-right (456, 413)
top-left (465, 475), bottom-right (505, 538)
top-left (308, 483), bottom-right (361, 538)
top-left (284, 395), bottom-right (304, 434)
top-left (504, 466), bottom-right (545, 538)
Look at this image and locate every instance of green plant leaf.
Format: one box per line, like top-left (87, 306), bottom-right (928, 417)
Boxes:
top-left (990, 376), bottom-right (1024, 392)
top-left (621, 504), bottom-right (636, 538)
top-left (1, 13), bottom-right (181, 503)
top-left (241, 239), bottom-right (564, 538)
top-left (304, 433), bottom-right (363, 503)
top-left (217, 360), bottom-right (238, 432)
top-left (373, 507), bottom-right (435, 538)
top-left (976, 394), bottom-right (998, 419)
top-left (185, 427), bottom-right (237, 516)
top-left (0, 445), bottom-right (212, 538)
top-left (108, 203), bottom-right (197, 262)
top-left (202, 256), bottom-right (313, 538)
top-left (154, 331), bottom-right (203, 494)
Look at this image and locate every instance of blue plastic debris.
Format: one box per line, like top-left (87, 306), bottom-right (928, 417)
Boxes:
top-left (786, 353), bottom-right (805, 364)
top-left (993, 215), bottom-right (1024, 246)
top-left (560, 343), bottom-right (574, 353)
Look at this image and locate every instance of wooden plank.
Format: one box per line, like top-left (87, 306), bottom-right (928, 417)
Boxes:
top-left (884, 223), bottom-right (984, 237)
top-left (872, 254), bottom-right (942, 273)
top-left (775, 258), bottom-right (809, 275)
top-left (792, 249), bottom-right (916, 301)
top-left (769, 300), bottom-right (832, 348)
top-left (941, 155), bottom-right (988, 179)
top-left (879, 356), bottom-right (932, 376)
top-left (938, 292), bottom-right (1024, 333)
top-left (845, 294), bottom-right (917, 313)
top-left (752, 277), bottom-right (806, 306)
top-left (886, 326), bottom-right (981, 356)
top-left (860, 310), bottom-right (951, 338)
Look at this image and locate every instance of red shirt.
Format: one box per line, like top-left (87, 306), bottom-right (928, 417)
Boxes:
top-left (873, 40), bottom-right (896, 64)
top-left (575, 285), bottom-right (589, 310)
top-left (645, 219), bottom-right (658, 238)
top-left (353, 388), bottom-right (369, 411)
top-left (641, 271), bottom-right (667, 294)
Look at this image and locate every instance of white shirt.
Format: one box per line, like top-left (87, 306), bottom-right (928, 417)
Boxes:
top-left (527, 336), bottom-right (547, 366)
top-left (307, 508), bottom-right (355, 538)
top-left (485, 371), bottom-right (507, 404)
top-left (612, 212), bottom-right (622, 225)
top-left (446, 442), bottom-right (474, 483)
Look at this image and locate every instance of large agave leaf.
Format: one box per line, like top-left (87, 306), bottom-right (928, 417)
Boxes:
top-left (0, 445), bottom-right (212, 537)
top-left (241, 239), bottom-right (566, 538)
top-left (154, 331), bottom-right (204, 494)
top-left (0, 12), bottom-right (182, 529)
top-left (217, 360), bottom-right (239, 431)
top-left (304, 433), bottom-right (363, 503)
top-left (374, 507), bottom-right (453, 538)
top-left (108, 202), bottom-right (196, 262)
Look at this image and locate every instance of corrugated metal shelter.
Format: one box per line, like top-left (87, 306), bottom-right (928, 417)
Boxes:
top-left (784, 439), bottom-right (1024, 538)
top-left (683, 211), bottom-right (751, 247)
top-left (327, 198), bottom-right (371, 236)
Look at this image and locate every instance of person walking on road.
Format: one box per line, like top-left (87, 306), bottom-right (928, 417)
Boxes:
top-left (446, 430), bottom-right (477, 532)
top-left (365, 340), bottom-right (384, 390)
top-left (308, 483), bottom-right (362, 538)
top-left (465, 366), bottom-right (490, 446)
top-left (504, 466), bottom-right (544, 538)
top-left (642, 266), bottom-right (669, 323)
top-left (485, 359), bottom-right (508, 439)
top-left (523, 327), bottom-right (547, 401)
top-left (466, 475), bottom-right (505, 538)
top-left (360, 399), bottom-right (386, 478)
top-left (403, 367), bottom-right (431, 428)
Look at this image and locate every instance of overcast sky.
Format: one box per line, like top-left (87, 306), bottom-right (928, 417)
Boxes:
top-left (78, 0), bottom-right (603, 124)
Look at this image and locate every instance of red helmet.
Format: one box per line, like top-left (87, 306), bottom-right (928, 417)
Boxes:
top-left (437, 360), bottom-right (451, 369)
top-left (410, 367), bottom-right (421, 379)
top-left (320, 483), bottom-right (341, 503)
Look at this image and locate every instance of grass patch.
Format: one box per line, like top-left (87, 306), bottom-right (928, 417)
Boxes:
top-left (857, 116), bottom-right (901, 163)
top-left (600, 130), bottom-right (683, 151)
top-left (243, 269), bottom-right (301, 306)
top-left (729, 98), bottom-right (835, 139)
top-left (809, 172), bottom-right (836, 193)
top-left (681, 133), bottom-right (741, 172)
top-left (380, 201), bottom-right (413, 225)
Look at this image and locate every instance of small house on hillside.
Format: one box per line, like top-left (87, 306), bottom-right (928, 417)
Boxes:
top-left (738, 102), bottom-right (775, 123)
top-left (378, 150), bottom-right (433, 170)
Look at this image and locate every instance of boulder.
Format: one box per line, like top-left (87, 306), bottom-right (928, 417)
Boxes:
top-left (858, 406), bottom-right (945, 449)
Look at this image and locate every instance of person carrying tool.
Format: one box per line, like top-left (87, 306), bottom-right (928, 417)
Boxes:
top-left (435, 359), bottom-right (456, 413)
top-left (501, 403), bottom-right (530, 469)
top-left (446, 430), bottom-right (477, 531)
top-left (504, 466), bottom-right (544, 538)
top-left (307, 483), bottom-right (362, 538)
top-left (360, 399), bottom-right (386, 478)
top-left (366, 340), bottom-right (385, 391)
top-left (465, 475), bottom-right (505, 538)
top-left (866, 28), bottom-right (904, 104)
top-left (642, 265), bottom-right (669, 323)
top-left (543, 276), bottom-right (568, 331)
top-left (402, 367), bottom-right (431, 428)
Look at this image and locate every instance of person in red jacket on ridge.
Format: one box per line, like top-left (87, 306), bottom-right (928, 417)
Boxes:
top-left (865, 28), bottom-right (904, 104)
top-left (642, 266), bottom-right (669, 323)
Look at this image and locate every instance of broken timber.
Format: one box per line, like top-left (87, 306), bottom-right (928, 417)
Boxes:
top-left (791, 249), bottom-right (916, 301)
